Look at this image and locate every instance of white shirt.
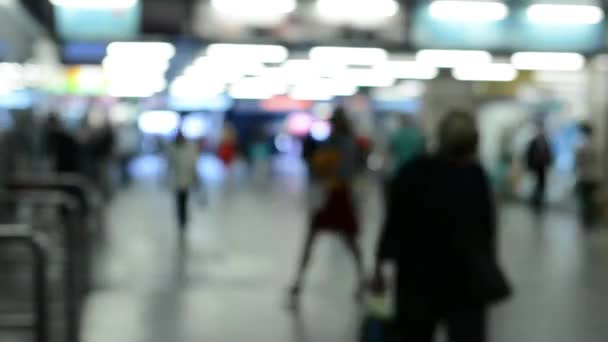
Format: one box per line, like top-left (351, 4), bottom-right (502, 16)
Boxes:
top-left (168, 142), bottom-right (199, 190)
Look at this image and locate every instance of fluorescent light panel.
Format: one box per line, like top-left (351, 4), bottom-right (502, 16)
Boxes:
top-left (452, 63), bottom-right (518, 81)
top-left (50, 0), bottom-right (137, 9)
top-left (317, 0), bottom-right (399, 20)
top-left (416, 49), bottom-right (493, 68)
top-left (107, 42), bottom-right (175, 60)
top-left (310, 47), bottom-right (388, 66)
top-left (290, 78), bottom-right (358, 100)
top-left (338, 68), bottom-right (395, 87)
top-left (382, 61), bottom-right (439, 80)
top-left (430, 1), bottom-right (508, 22)
top-left (511, 52), bottom-right (585, 71)
top-left (211, 0), bottom-right (296, 16)
top-left (527, 4), bottom-right (604, 25)
top-left (206, 44), bottom-right (288, 63)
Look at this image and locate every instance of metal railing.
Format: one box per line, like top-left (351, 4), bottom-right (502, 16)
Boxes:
top-left (0, 224), bottom-right (49, 342)
top-left (0, 191), bottom-right (85, 342)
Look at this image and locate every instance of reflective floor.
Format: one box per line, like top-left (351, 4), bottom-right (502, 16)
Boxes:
top-left (82, 157), bottom-right (608, 342)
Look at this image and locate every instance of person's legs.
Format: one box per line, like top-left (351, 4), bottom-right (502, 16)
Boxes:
top-left (532, 170), bottom-right (547, 212)
top-left (290, 226), bottom-right (320, 298)
top-left (176, 190), bottom-right (188, 230)
top-left (445, 306), bottom-right (487, 342)
top-left (579, 181), bottom-right (596, 228)
top-left (341, 234), bottom-right (365, 300)
top-left (397, 315), bottom-right (437, 342)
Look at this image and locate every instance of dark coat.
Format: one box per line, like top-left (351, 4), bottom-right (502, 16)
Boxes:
top-left (377, 155), bottom-right (510, 318)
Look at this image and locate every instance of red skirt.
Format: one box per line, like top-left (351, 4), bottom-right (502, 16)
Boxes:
top-left (312, 187), bottom-right (359, 236)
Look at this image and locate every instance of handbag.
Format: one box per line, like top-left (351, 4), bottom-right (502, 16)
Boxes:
top-left (466, 250), bottom-right (512, 304)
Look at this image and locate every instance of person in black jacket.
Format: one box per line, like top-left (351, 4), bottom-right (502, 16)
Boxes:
top-left (374, 110), bottom-right (510, 342)
top-left (46, 114), bottom-right (81, 173)
top-left (525, 123), bottom-right (553, 213)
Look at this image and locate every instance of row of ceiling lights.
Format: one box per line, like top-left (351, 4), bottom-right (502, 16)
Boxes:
top-left (167, 44), bottom-right (588, 100)
top-left (49, 0), bottom-right (605, 26)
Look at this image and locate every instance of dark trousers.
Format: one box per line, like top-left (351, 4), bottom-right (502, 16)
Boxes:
top-left (578, 181), bottom-right (597, 227)
top-left (176, 189), bottom-right (189, 230)
top-left (398, 306), bottom-right (486, 342)
top-left (531, 169), bottom-right (547, 212)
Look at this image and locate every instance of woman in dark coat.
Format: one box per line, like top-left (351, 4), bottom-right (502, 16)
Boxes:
top-left (374, 111), bottom-right (511, 342)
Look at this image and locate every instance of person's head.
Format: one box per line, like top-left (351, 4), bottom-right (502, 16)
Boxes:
top-left (438, 110), bottom-right (479, 160)
top-left (400, 115), bottom-right (419, 130)
top-left (580, 122), bottom-right (593, 138)
top-left (330, 106), bottom-right (352, 135)
top-left (175, 130), bottom-right (185, 145)
top-left (47, 113), bottom-right (61, 131)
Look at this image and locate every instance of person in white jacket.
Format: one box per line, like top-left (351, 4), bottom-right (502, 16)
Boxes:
top-left (167, 131), bottom-right (199, 231)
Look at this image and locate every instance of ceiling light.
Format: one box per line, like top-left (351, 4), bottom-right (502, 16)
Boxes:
top-left (290, 78), bottom-right (358, 100)
top-left (106, 42), bottom-right (175, 60)
top-left (338, 68), bottom-right (395, 87)
top-left (452, 63), bottom-right (518, 81)
top-left (138, 110), bottom-right (180, 135)
top-left (511, 52), bottom-right (585, 71)
top-left (380, 61), bottom-right (439, 80)
top-left (102, 57), bottom-right (170, 73)
top-left (317, 0), bottom-right (399, 20)
top-left (429, 1), bottom-right (508, 22)
top-left (416, 49), bottom-right (493, 68)
top-left (310, 47), bottom-right (389, 66)
top-left (527, 4), bottom-right (604, 25)
top-left (206, 44), bottom-right (289, 63)
top-left (281, 59), bottom-right (345, 80)
top-left (50, 0), bottom-right (137, 9)
top-left (212, 0), bottom-right (296, 16)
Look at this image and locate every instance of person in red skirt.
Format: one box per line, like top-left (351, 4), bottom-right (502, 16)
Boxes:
top-left (289, 107), bottom-right (364, 307)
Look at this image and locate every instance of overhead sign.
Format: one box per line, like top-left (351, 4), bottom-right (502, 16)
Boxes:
top-left (55, 4), bottom-right (141, 40)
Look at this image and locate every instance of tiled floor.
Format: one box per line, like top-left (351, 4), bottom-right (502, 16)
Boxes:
top-left (82, 162), bottom-right (608, 342)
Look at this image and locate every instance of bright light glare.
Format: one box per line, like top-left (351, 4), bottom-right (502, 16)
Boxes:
top-left (310, 120), bottom-right (332, 141)
top-left (107, 42), bottom-right (176, 60)
top-left (429, 1), bottom-right (508, 22)
top-left (181, 114), bottom-right (209, 139)
top-left (511, 52), bottom-right (585, 71)
top-left (229, 77), bottom-right (288, 99)
top-left (381, 61), bottom-right (439, 79)
top-left (103, 57), bottom-right (170, 73)
top-left (206, 44), bottom-right (289, 63)
top-left (527, 4), bottom-right (604, 25)
top-left (108, 78), bottom-right (166, 98)
top-left (287, 112), bottom-right (314, 136)
top-left (317, 0), bottom-right (399, 20)
top-left (290, 78), bottom-right (358, 100)
top-left (274, 133), bottom-right (293, 153)
top-left (310, 47), bottom-right (389, 66)
top-left (212, 0), bottom-right (296, 16)
top-left (338, 68), bottom-right (395, 87)
top-left (138, 110), bottom-right (180, 135)
top-left (50, 0), bottom-right (137, 9)
top-left (416, 49), bottom-right (493, 68)
top-left (452, 63), bottom-right (518, 81)
top-left (281, 60), bottom-right (346, 81)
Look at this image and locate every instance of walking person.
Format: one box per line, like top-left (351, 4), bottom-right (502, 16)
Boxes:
top-left (576, 123), bottom-right (600, 229)
top-left (374, 111), bottom-right (511, 342)
top-left (526, 123), bottom-right (553, 213)
top-left (167, 131), bottom-right (199, 232)
top-left (289, 107), bottom-right (365, 307)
